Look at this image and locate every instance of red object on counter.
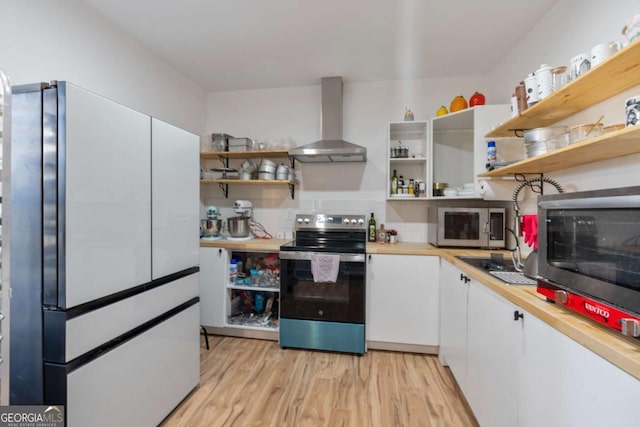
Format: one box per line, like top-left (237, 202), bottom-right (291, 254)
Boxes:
top-left (521, 214), bottom-right (538, 250)
top-left (537, 281), bottom-right (640, 339)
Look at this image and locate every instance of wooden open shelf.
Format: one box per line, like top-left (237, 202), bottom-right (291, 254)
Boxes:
top-left (480, 125), bottom-right (640, 177)
top-left (200, 179), bottom-right (295, 185)
top-left (486, 38), bottom-right (640, 138)
top-left (200, 149), bottom-right (290, 160)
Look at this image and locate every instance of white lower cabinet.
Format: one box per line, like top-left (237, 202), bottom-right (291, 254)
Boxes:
top-left (439, 260), bottom-right (469, 391)
top-left (199, 247), bottom-right (228, 328)
top-left (439, 260), bottom-right (640, 427)
top-left (518, 314), bottom-right (640, 427)
top-left (367, 254), bottom-right (439, 348)
top-left (466, 282), bottom-right (521, 427)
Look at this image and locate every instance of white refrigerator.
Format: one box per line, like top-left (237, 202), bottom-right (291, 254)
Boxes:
top-left (9, 81), bottom-right (200, 426)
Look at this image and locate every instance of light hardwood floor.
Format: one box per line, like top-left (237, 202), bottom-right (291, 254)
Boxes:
top-left (162, 336), bottom-right (478, 427)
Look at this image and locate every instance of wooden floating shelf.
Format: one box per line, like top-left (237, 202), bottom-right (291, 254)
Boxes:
top-left (200, 150), bottom-right (290, 159)
top-left (480, 125), bottom-right (640, 177)
top-left (486, 38), bottom-right (640, 138)
top-left (200, 179), bottom-right (295, 185)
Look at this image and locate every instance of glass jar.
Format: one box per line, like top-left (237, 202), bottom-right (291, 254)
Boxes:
top-left (551, 66), bottom-right (568, 92)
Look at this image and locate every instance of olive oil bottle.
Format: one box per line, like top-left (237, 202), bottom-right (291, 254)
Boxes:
top-left (368, 212), bottom-right (376, 242)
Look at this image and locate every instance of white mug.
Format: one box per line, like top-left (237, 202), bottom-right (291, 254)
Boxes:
top-left (569, 52), bottom-right (591, 81)
top-left (524, 73), bottom-right (539, 106)
top-left (535, 64), bottom-right (554, 100)
top-left (590, 41), bottom-right (622, 66)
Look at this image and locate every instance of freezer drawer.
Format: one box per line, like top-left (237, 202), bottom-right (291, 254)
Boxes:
top-left (63, 303), bottom-right (199, 427)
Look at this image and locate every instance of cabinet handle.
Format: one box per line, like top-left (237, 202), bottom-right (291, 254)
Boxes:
top-left (218, 248), bottom-right (222, 256)
top-left (460, 273), bottom-right (464, 281)
top-left (513, 310), bottom-right (524, 321)
top-left (459, 274), bottom-right (470, 283)
top-left (368, 254), bottom-right (372, 264)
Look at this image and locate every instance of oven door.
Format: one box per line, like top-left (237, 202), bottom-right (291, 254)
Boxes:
top-left (538, 187), bottom-right (640, 314)
top-left (279, 251), bottom-right (365, 324)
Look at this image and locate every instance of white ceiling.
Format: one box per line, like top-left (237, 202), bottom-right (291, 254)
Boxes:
top-left (80, 0), bottom-right (558, 92)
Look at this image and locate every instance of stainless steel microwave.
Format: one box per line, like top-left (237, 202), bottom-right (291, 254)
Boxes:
top-left (428, 207), bottom-right (506, 248)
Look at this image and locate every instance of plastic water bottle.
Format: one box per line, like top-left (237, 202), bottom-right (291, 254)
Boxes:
top-left (487, 140), bottom-right (497, 170)
top-left (230, 258), bottom-right (238, 283)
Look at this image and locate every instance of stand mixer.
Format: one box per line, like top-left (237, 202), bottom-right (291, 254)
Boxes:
top-left (201, 205), bottom-right (223, 240)
top-left (227, 200), bottom-right (254, 240)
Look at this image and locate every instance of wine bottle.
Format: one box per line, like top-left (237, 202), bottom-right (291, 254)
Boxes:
top-left (368, 212), bottom-right (376, 242)
top-left (391, 169), bottom-right (398, 195)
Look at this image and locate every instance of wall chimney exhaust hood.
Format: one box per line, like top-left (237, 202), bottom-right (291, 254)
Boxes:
top-left (289, 76), bottom-right (367, 163)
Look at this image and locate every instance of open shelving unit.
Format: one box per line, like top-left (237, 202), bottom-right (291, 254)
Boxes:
top-left (200, 149), bottom-right (296, 199)
top-left (481, 38), bottom-right (640, 179)
top-left (486, 38), bottom-right (640, 138)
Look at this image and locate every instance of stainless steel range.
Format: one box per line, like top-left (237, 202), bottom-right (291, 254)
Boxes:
top-left (279, 213), bottom-right (366, 354)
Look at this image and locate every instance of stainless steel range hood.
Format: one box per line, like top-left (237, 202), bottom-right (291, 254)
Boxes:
top-left (289, 76), bottom-right (367, 163)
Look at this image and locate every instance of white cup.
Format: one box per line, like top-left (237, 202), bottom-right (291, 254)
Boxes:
top-left (590, 41), bottom-right (622, 66)
top-left (510, 95), bottom-right (519, 117)
top-left (535, 64), bottom-right (554, 100)
top-left (569, 52), bottom-right (591, 81)
top-left (524, 73), bottom-right (539, 106)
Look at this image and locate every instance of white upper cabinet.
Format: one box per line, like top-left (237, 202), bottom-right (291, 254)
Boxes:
top-left (152, 118), bottom-right (199, 279)
top-left (64, 83), bottom-right (152, 308)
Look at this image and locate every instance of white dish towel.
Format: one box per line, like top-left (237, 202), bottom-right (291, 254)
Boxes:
top-left (310, 253), bottom-right (340, 283)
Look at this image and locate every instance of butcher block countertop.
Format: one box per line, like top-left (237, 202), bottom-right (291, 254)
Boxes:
top-left (202, 239), bottom-right (640, 380)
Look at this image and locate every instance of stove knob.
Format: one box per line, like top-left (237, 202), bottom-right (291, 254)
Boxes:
top-left (343, 218), bottom-right (350, 224)
top-left (303, 217), bottom-right (311, 224)
top-left (296, 218), bottom-right (304, 224)
top-left (351, 219), bottom-right (357, 224)
top-left (357, 218), bottom-right (364, 225)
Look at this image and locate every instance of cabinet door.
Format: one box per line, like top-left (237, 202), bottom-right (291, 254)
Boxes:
top-left (367, 254), bottom-right (439, 346)
top-left (519, 314), bottom-right (640, 427)
top-left (64, 83), bottom-right (151, 308)
top-left (151, 118), bottom-right (199, 279)
top-left (199, 247), bottom-right (228, 327)
top-left (438, 260), bottom-right (469, 391)
top-left (466, 282), bottom-right (521, 427)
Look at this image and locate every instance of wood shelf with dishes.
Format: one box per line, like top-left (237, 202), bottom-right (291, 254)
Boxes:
top-left (480, 125), bottom-right (640, 177)
top-left (486, 38), bottom-right (640, 138)
top-left (200, 149), bottom-right (297, 199)
top-left (481, 38), bottom-right (640, 178)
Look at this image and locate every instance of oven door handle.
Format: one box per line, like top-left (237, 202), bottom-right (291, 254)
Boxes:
top-left (279, 251), bottom-right (366, 263)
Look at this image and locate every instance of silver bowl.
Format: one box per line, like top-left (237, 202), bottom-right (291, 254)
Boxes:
top-left (201, 219), bottom-right (222, 237)
top-left (227, 216), bottom-right (251, 237)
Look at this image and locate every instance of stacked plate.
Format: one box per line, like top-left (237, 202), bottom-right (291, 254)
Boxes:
top-left (457, 183), bottom-right (475, 197)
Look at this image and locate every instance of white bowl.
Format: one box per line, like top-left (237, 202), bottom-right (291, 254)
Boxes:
top-left (443, 189), bottom-right (458, 197)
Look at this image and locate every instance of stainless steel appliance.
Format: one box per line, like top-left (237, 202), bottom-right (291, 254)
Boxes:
top-left (9, 82), bottom-right (200, 424)
top-left (428, 207), bottom-right (506, 248)
top-left (537, 186), bottom-right (640, 338)
top-left (227, 200), bottom-right (253, 238)
top-left (288, 77), bottom-right (367, 163)
top-left (279, 213), bottom-right (366, 354)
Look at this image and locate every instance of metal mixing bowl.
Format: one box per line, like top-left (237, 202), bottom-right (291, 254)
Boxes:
top-left (201, 219), bottom-right (222, 237)
top-left (227, 216), bottom-right (251, 237)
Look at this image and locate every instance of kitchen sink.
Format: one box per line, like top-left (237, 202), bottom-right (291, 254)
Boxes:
top-left (456, 255), bottom-right (537, 285)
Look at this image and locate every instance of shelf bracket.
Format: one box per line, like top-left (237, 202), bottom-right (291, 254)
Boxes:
top-left (218, 182), bottom-right (229, 198)
top-left (513, 173), bottom-right (545, 195)
top-left (288, 183), bottom-right (295, 199)
top-left (218, 155), bottom-right (229, 168)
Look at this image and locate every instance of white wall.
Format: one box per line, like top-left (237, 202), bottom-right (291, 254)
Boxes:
top-left (0, 0), bottom-right (205, 133)
top-left (203, 75), bottom-right (495, 241)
